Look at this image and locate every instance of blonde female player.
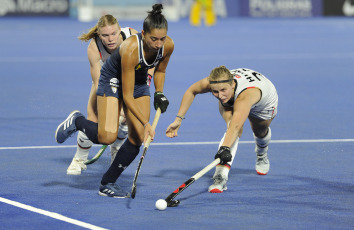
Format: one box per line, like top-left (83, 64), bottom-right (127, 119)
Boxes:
top-left (55, 4), bottom-right (174, 197)
top-left (166, 66), bottom-right (278, 193)
top-left (67, 15), bottom-right (154, 175)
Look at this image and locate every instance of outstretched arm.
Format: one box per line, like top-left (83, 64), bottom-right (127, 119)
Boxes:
top-left (221, 88), bottom-right (261, 147)
top-left (166, 77), bottom-right (211, 138)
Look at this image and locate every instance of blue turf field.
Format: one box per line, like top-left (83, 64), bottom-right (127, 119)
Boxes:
top-left (0, 17), bottom-right (353, 229)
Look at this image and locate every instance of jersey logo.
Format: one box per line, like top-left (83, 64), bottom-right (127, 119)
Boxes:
top-left (110, 78), bottom-right (118, 94)
top-left (135, 64), bottom-right (141, 70)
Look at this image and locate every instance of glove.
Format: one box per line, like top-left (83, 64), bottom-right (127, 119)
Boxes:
top-left (154, 92), bottom-right (169, 113)
top-left (215, 146), bottom-right (232, 165)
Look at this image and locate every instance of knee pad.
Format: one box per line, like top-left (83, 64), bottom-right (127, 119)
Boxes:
top-left (77, 131), bottom-right (93, 149)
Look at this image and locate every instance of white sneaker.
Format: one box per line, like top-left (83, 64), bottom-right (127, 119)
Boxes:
top-left (256, 153), bottom-right (270, 175)
top-left (67, 158), bottom-right (87, 175)
top-left (208, 174), bottom-right (227, 193)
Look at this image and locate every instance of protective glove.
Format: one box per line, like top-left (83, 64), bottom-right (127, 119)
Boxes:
top-left (154, 91), bottom-right (169, 113)
top-left (215, 146), bottom-right (232, 165)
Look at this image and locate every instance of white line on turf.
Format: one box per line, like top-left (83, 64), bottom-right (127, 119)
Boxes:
top-left (0, 139), bottom-right (353, 150)
top-left (0, 197), bottom-right (108, 230)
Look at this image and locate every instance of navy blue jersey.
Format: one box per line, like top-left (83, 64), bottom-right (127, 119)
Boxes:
top-left (97, 33), bottom-right (164, 99)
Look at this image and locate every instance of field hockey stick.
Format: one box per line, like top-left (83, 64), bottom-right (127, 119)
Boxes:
top-left (131, 108), bottom-right (161, 199)
top-left (164, 158), bottom-right (221, 207)
top-left (84, 145), bottom-right (107, 165)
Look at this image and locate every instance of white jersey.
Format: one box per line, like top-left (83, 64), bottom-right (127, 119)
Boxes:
top-left (225, 68), bottom-right (278, 120)
top-left (95, 27), bottom-right (133, 66)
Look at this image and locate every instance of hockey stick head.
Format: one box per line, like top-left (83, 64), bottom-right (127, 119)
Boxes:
top-left (131, 185), bottom-right (137, 199)
top-left (166, 199), bottom-right (180, 207)
top-left (84, 145), bottom-right (107, 165)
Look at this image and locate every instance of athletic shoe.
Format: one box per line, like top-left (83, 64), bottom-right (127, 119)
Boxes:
top-left (55, 110), bottom-right (84, 144)
top-left (256, 153), bottom-right (270, 175)
top-left (98, 183), bottom-right (130, 198)
top-left (67, 158), bottom-right (87, 175)
top-left (208, 174), bottom-right (227, 193)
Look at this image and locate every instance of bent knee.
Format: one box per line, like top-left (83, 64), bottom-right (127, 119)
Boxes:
top-left (253, 127), bottom-right (270, 138)
top-left (98, 132), bottom-right (117, 145)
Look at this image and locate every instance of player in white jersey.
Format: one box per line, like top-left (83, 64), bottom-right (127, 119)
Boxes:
top-left (166, 66), bottom-right (278, 193)
top-left (67, 15), bottom-right (153, 175)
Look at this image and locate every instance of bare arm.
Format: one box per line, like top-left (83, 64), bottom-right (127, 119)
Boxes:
top-left (166, 77), bottom-right (211, 138)
top-left (87, 40), bottom-right (102, 90)
top-left (120, 38), bottom-right (149, 126)
top-left (221, 88), bottom-right (261, 147)
top-left (153, 36), bottom-right (174, 92)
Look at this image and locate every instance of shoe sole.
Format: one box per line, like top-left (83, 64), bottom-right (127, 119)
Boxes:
top-left (98, 191), bottom-right (130, 198)
top-left (67, 170), bottom-right (81, 175)
top-left (55, 110), bottom-right (80, 144)
top-left (209, 188), bottom-right (224, 193)
top-left (208, 186), bottom-right (227, 193)
top-left (256, 170), bottom-right (268, 175)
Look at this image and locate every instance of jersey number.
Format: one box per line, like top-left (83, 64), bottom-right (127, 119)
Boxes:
top-left (241, 69), bottom-right (264, 83)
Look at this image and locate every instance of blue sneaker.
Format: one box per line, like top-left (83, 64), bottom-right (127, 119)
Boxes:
top-left (99, 183), bottom-right (130, 198)
top-left (55, 110), bottom-right (84, 144)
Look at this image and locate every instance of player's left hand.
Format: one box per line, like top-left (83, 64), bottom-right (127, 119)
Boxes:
top-left (154, 92), bottom-right (169, 113)
top-left (215, 146), bottom-right (232, 165)
top-left (166, 119), bottom-right (181, 138)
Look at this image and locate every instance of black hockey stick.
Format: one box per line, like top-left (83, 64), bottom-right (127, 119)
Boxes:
top-left (84, 145), bottom-right (107, 165)
top-left (131, 108), bottom-right (161, 199)
top-left (164, 158), bottom-right (221, 207)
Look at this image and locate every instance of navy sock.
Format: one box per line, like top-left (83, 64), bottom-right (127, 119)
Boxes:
top-left (101, 139), bottom-right (140, 185)
top-left (75, 116), bottom-right (99, 144)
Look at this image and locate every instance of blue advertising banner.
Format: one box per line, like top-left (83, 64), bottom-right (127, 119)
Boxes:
top-left (240, 0), bottom-right (323, 17)
top-left (0, 0), bottom-right (69, 16)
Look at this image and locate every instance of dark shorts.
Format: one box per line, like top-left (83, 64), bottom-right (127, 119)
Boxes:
top-left (96, 76), bottom-right (150, 99)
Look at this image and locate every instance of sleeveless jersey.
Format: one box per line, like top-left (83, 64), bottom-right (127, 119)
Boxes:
top-left (101, 32), bottom-right (164, 86)
top-left (95, 27), bottom-right (132, 66)
top-left (223, 68), bottom-right (278, 119)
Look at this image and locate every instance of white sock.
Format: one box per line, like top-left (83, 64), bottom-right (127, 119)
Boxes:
top-left (254, 127), bottom-right (271, 156)
top-left (213, 133), bottom-right (239, 179)
top-left (74, 131), bottom-right (93, 161)
top-left (110, 138), bottom-right (125, 152)
top-left (118, 115), bottom-right (128, 138)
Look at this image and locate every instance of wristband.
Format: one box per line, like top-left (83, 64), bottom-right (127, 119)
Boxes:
top-left (176, 115), bottom-right (185, 120)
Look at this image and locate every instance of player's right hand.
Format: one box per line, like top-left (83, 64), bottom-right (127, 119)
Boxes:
top-left (215, 146), bottom-right (232, 165)
top-left (165, 120), bottom-right (181, 138)
top-left (144, 123), bottom-right (155, 144)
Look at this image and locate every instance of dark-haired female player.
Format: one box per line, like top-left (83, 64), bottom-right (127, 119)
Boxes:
top-left (55, 4), bottom-right (174, 198)
top-left (67, 14), bottom-right (148, 175)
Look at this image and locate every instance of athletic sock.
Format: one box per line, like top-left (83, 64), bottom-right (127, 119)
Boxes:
top-left (212, 134), bottom-right (239, 179)
top-left (74, 131), bottom-right (93, 161)
top-left (101, 139), bottom-right (140, 185)
top-left (217, 133), bottom-right (239, 167)
top-left (254, 127), bottom-right (271, 156)
top-left (75, 116), bottom-right (99, 144)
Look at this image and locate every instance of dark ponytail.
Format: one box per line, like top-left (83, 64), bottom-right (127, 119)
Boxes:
top-left (143, 4), bottom-right (168, 33)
